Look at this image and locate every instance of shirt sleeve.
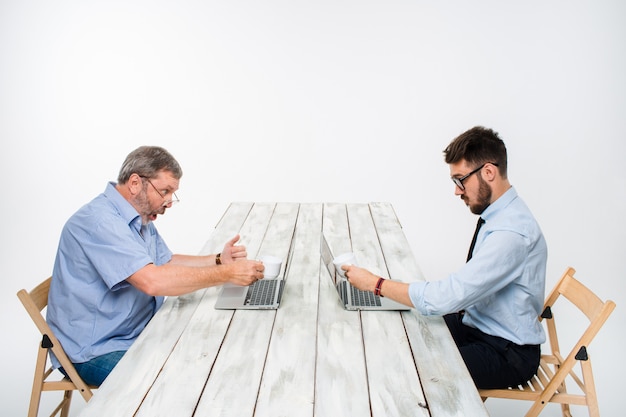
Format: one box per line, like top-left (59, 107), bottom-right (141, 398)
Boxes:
top-left (408, 228), bottom-right (530, 315)
top-left (68, 213), bottom-right (156, 291)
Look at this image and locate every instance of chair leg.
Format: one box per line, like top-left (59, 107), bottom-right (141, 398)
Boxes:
top-left (60, 390), bottom-right (73, 417)
top-left (581, 360), bottom-right (600, 417)
top-left (27, 347), bottom-right (48, 417)
top-left (555, 366), bottom-right (570, 417)
top-left (524, 404), bottom-right (541, 417)
top-left (26, 391), bottom-right (41, 417)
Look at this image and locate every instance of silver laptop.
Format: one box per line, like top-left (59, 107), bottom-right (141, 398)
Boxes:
top-left (214, 272), bottom-right (285, 310)
top-left (321, 235), bottom-right (409, 311)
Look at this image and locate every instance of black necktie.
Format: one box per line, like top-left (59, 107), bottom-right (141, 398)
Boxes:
top-left (466, 217), bottom-right (485, 262)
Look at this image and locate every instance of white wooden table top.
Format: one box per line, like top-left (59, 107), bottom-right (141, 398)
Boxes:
top-left (79, 202), bottom-right (488, 417)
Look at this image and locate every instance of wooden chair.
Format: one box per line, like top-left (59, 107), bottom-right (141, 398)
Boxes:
top-left (18, 277), bottom-right (96, 417)
top-left (479, 267), bottom-right (615, 417)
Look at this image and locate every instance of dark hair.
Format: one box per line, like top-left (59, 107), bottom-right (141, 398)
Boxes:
top-left (443, 126), bottom-right (508, 177)
top-left (117, 146), bottom-right (183, 183)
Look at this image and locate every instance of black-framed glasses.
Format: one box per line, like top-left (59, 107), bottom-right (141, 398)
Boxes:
top-left (141, 176), bottom-right (180, 207)
top-left (451, 162), bottom-right (498, 191)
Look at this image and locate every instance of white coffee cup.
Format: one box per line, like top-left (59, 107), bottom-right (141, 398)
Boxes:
top-left (333, 252), bottom-right (357, 278)
top-left (260, 255), bottom-right (282, 279)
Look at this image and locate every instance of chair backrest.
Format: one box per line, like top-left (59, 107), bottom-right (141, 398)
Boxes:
top-left (17, 277), bottom-right (94, 416)
top-left (541, 267), bottom-right (615, 367)
top-left (533, 267), bottom-right (615, 416)
top-left (479, 266), bottom-right (615, 417)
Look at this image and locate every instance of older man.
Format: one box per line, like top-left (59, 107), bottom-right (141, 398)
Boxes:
top-left (47, 146), bottom-right (264, 386)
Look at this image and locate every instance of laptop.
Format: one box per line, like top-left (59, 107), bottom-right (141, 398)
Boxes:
top-left (321, 235), bottom-right (409, 311)
top-left (214, 268), bottom-right (285, 310)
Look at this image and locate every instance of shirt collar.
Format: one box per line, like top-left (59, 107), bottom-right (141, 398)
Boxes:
top-left (103, 182), bottom-right (143, 229)
top-left (480, 186), bottom-right (518, 222)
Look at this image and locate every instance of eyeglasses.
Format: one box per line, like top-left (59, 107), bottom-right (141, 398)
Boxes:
top-left (141, 176), bottom-right (180, 207)
top-left (451, 162), bottom-right (498, 191)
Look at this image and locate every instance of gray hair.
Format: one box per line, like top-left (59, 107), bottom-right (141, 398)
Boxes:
top-left (117, 146), bottom-right (183, 183)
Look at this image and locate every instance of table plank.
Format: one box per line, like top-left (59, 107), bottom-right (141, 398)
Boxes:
top-left (348, 203), bottom-right (429, 417)
top-left (369, 203), bottom-right (489, 417)
top-left (316, 203), bottom-right (372, 417)
top-left (368, 202), bottom-right (424, 283)
top-left (254, 203), bottom-right (322, 416)
top-left (237, 202), bottom-right (278, 258)
top-left (322, 202), bottom-right (352, 255)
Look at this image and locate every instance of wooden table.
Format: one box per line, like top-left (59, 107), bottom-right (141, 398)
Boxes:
top-left (79, 202), bottom-right (488, 417)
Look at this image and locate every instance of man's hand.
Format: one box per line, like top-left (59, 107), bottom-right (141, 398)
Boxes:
top-left (344, 265), bottom-right (414, 307)
top-left (225, 260), bottom-right (265, 286)
top-left (220, 234), bottom-right (248, 263)
top-left (343, 265), bottom-right (378, 293)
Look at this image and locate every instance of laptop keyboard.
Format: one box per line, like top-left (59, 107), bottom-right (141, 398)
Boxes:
top-left (350, 286), bottom-right (382, 307)
top-left (245, 279), bottom-right (278, 306)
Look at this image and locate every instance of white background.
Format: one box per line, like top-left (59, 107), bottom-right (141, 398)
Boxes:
top-left (1, 1), bottom-right (624, 416)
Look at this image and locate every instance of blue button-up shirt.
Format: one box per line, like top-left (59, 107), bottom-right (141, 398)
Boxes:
top-left (409, 187), bottom-right (547, 345)
top-left (47, 182), bottom-right (172, 367)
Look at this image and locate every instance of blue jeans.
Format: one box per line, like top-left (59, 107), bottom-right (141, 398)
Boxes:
top-left (60, 350), bottom-right (126, 387)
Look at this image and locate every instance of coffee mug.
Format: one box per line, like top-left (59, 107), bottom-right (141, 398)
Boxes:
top-left (333, 252), bottom-right (357, 278)
top-left (260, 255), bottom-right (282, 279)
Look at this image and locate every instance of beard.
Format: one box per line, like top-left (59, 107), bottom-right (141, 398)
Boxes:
top-left (466, 174), bottom-right (492, 215)
top-left (135, 189), bottom-right (163, 224)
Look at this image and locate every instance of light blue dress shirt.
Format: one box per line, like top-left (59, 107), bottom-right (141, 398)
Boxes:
top-left (409, 187), bottom-right (547, 345)
top-left (47, 182), bottom-right (172, 367)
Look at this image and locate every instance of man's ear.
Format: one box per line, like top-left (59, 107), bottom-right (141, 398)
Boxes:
top-left (127, 173), bottom-right (143, 196)
top-left (483, 163), bottom-right (499, 182)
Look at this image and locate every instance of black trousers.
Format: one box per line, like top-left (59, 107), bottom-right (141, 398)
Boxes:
top-left (444, 312), bottom-right (540, 389)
